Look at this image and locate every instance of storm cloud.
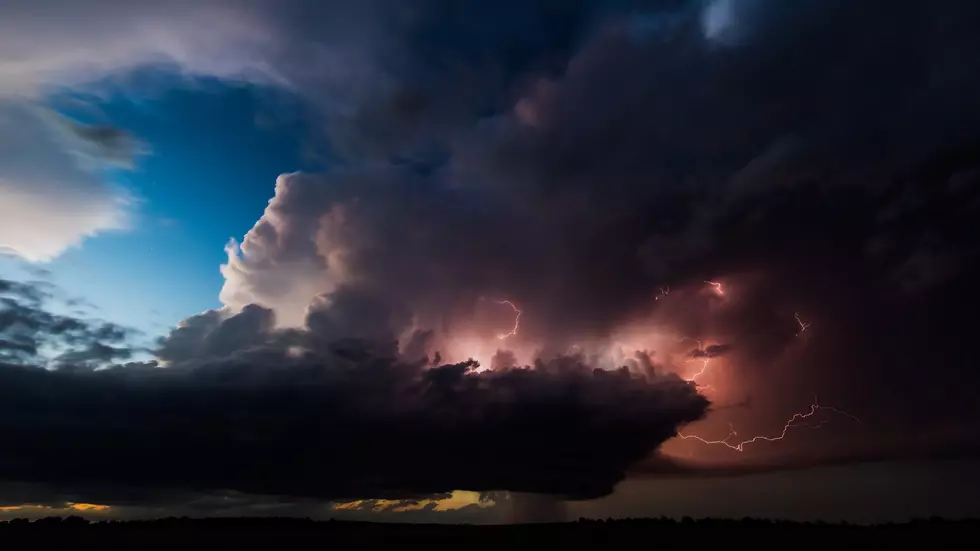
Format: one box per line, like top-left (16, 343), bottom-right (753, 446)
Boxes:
top-left (0, 282), bottom-right (708, 502)
top-left (214, 0), bottom-right (980, 462)
top-left (3, 0), bottom-right (980, 510)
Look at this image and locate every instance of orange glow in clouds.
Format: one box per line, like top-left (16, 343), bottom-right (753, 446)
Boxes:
top-left (435, 298), bottom-right (528, 369)
top-left (704, 280), bottom-right (725, 297)
top-left (420, 280), bottom-right (856, 461)
top-left (0, 503), bottom-right (110, 516)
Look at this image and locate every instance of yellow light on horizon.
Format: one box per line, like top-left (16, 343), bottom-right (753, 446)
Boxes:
top-left (332, 490), bottom-right (492, 514)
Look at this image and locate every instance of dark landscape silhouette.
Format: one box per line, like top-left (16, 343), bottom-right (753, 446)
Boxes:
top-left (1, 516), bottom-right (976, 549)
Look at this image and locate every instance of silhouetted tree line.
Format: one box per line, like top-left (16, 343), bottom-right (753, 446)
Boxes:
top-left (0, 516), bottom-right (976, 549)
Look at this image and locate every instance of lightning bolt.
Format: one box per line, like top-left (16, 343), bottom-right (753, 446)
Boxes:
top-left (689, 358), bottom-right (711, 380)
top-left (656, 286), bottom-right (671, 300)
top-left (705, 280), bottom-right (724, 296)
top-left (678, 335), bottom-right (714, 390)
top-left (496, 300), bottom-right (521, 340)
top-left (795, 312), bottom-right (810, 336)
top-left (677, 394), bottom-right (860, 452)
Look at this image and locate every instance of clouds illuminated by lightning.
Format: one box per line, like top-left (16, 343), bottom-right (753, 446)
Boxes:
top-left (678, 335), bottom-right (714, 388)
top-left (705, 280), bottom-right (724, 297)
top-left (446, 281), bottom-right (856, 462)
top-left (677, 395), bottom-right (860, 452)
top-left (669, 302), bottom-right (859, 456)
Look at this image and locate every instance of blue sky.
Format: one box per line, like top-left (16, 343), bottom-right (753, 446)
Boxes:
top-left (0, 78), bottom-right (319, 336)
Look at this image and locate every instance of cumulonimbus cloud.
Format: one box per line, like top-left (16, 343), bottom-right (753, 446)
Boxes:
top-left (208, 0), bottom-right (980, 467)
top-left (4, 0), bottom-right (980, 510)
top-left (1, 279), bottom-right (710, 502)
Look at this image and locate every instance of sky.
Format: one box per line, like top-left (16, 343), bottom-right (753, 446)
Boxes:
top-left (1, 77), bottom-right (317, 333)
top-left (2, 0), bottom-right (980, 524)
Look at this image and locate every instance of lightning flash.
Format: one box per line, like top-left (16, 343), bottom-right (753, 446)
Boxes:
top-left (678, 335), bottom-right (715, 390)
top-left (671, 306), bottom-right (858, 456)
top-left (480, 291), bottom-right (853, 460)
top-left (705, 280), bottom-right (725, 296)
top-left (496, 300), bottom-right (521, 340)
top-left (677, 394), bottom-right (859, 452)
top-left (795, 312), bottom-right (811, 336)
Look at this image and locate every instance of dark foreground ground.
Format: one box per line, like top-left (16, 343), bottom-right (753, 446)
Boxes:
top-left (1, 517), bottom-right (977, 548)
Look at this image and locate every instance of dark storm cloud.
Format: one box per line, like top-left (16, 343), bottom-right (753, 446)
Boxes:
top-left (690, 344), bottom-right (732, 359)
top-left (221, 0), bottom-right (980, 458)
top-left (155, 305), bottom-right (276, 364)
top-left (0, 298), bottom-right (708, 502)
top-left (266, 0), bottom-right (692, 160)
top-left (227, 0), bottom-right (980, 342)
